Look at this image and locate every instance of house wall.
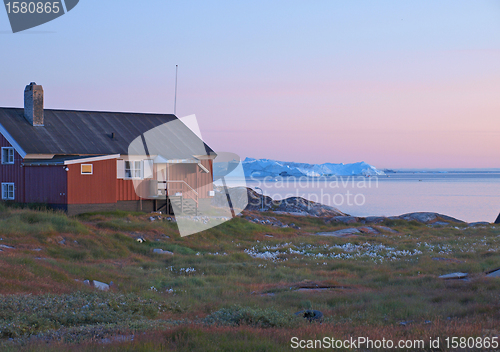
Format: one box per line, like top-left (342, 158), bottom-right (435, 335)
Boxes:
top-left (116, 179), bottom-right (141, 201)
top-left (168, 163), bottom-right (197, 194)
top-left (198, 159), bottom-right (214, 199)
top-left (67, 159), bottom-right (116, 204)
top-left (24, 165), bottom-right (67, 204)
top-left (0, 133), bottom-right (25, 202)
top-left (167, 160), bottom-right (213, 199)
top-left (116, 160), bottom-right (214, 202)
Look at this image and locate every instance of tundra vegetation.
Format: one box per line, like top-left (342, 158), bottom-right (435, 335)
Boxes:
top-left (0, 202), bottom-right (499, 351)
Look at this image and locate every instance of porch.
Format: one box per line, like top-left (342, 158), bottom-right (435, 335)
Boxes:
top-left (142, 158), bottom-right (213, 215)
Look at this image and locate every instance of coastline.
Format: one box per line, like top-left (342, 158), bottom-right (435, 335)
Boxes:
top-left (221, 172), bottom-right (500, 223)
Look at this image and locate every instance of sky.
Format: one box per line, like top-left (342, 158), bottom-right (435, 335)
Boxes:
top-left (1, 0), bottom-right (499, 169)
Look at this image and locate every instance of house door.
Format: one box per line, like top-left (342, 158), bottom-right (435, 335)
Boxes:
top-left (157, 164), bottom-right (167, 182)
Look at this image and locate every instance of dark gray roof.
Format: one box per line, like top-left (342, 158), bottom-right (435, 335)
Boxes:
top-left (0, 108), bottom-right (215, 158)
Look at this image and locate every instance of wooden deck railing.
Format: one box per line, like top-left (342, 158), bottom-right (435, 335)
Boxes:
top-left (157, 180), bottom-right (199, 207)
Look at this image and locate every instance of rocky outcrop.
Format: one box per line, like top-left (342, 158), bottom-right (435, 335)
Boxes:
top-left (315, 228), bottom-right (361, 237)
top-left (398, 212), bottom-right (464, 223)
top-left (325, 212), bottom-right (466, 225)
top-left (326, 216), bottom-right (358, 224)
top-left (495, 213), bottom-right (500, 224)
top-left (246, 187), bottom-right (346, 217)
top-left (313, 225), bottom-right (396, 237)
top-left (212, 187), bottom-right (346, 217)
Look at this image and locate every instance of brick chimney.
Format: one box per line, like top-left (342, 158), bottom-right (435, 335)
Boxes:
top-left (24, 82), bottom-right (44, 126)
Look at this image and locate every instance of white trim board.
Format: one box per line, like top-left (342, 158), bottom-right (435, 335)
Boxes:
top-left (24, 154), bottom-right (56, 159)
top-left (64, 154), bottom-right (121, 165)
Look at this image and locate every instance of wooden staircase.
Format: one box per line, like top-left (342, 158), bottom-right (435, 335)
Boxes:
top-left (169, 196), bottom-right (198, 216)
top-left (153, 180), bottom-right (200, 216)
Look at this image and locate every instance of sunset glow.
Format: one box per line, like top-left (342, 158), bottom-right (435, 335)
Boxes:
top-left (1, 0), bottom-right (499, 168)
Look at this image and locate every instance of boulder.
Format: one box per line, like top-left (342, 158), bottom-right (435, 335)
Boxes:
top-left (495, 213), bottom-right (500, 224)
top-left (398, 320), bottom-right (414, 326)
top-left (357, 226), bottom-right (379, 235)
top-left (399, 212), bottom-right (464, 224)
top-left (373, 225), bottom-right (398, 233)
top-left (439, 272), bottom-right (468, 280)
top-left (93, 280), bottom-right (110, 291)
top-left (329, 216), bottom-right (358, 224)
top-left (363, 216), bottom-right (386, 224)
top-left (83, 279), bottom-right (110, 291)
top-left (485, 268), bottom-right (500, 278)
top-left (314, 228), bottom-right (360, 237)
top-left (429, 221), bottom-right (450, 227)
top-left (486, 270), bottom-right (500, 278)
top-left (295, 310), bottom-right (323, 322)
top-left (400, 213), bottom-right (437, 223)
top-left (468, 222), bottom-right (490, 227)
top-left (432, 257), bottom-right (464, 264)
top-left (153, 249), bottom-right (174, 255)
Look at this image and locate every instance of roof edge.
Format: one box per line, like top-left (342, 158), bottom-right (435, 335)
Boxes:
top-left (0, 107), bottom-right (177, 117)
top-left (0, 121), bottom-right (27, 158)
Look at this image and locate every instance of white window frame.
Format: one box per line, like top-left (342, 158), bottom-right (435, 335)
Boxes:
top-left (1, 183), bottom-right (15, 200)
top-left (124, 160), bottom-right (143, 180)
top-left (81, 164), bottom-right (93, 175)
top-left (1, 147), bottom-right (14, 165)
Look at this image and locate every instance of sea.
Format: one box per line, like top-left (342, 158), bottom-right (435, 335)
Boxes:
top-left (237, 172), bottom-right (500, 223)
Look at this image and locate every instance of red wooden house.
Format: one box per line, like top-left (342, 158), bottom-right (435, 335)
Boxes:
top-left (0, 83), bottom-right (215, 215)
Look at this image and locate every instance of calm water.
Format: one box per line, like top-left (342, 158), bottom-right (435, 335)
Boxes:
top-left (241, 173), bottom-right (500, 223)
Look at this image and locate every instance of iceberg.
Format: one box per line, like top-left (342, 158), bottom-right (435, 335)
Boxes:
top-left (243, 158), bottom-right (385, 177)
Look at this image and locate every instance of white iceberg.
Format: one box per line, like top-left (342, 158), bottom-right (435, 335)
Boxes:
top-left (243, 158), bottom-right (385, 177)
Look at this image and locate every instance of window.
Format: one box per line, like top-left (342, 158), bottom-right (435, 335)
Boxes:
top-left (1, 183), bottom-right (14, 200)
top-left (1, 148), bottom-right (14, 164)
top-left (81, 164), bottom-right (93, 175)
top-left (125, 161), bottom-right (142, 179)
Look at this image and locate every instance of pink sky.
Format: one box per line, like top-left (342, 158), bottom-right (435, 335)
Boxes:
top-left (1, 1), bottom-right (499, 169)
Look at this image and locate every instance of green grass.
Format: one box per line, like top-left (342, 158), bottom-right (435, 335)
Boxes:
top-left (1, 207), bottom-right (500, 349)
top-left (0, 209), bottom-right (87, 236)
top-left (0, 291), bottom-right (176, 339)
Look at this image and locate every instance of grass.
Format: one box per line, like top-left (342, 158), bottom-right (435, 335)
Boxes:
top-left (0, 206), bottom-right (500, 350)
top-left (0, 291), bottom-right (175, 339)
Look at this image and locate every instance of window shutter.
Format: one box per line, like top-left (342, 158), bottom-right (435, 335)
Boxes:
top-left (143, 159), bottom-right (154, 179)
top-left (117, 160), bottom-right (125, 179)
